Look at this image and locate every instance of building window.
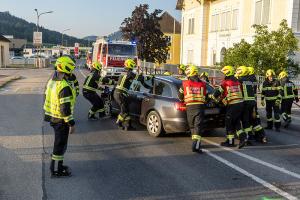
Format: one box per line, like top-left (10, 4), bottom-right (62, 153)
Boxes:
top-left (232, 9), bottom-right (239, 30)
top-left (188, 18), bottom-right (195, 34)
top-left (220, 47), bottom-right (226, 63)
top-left (254, 0), bottom-right (271, 25)
top-left (225, 11), bottom-right (231, 30)
top-left (167, 53), bottom-right (172, 60)
top-left (221, 12), bottom-right (226, 31)
top-left (187, 50), bottom-right (194, 64)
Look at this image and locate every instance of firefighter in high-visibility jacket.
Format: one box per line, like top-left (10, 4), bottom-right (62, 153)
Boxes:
top-left (235, 66), bottom-right (256, 142)
top-left (278, 71), bottom-right (299, 128)
top-left (247, 67), bottom-right (267, 143)
top-left (114, 59), bottom-right (151, 131)
top-left (200, 71), bottom-right (210, 83)
top-left (43, 56), bottom-right (77, 177)
top-left (210, 66), bottom-right (247, 148)
top-left (179, 65), bottom-right (206, 153)
top-left (83, 61), bottom-right (114, 120)
top-left (178, 64), bottom-right (186, 76)
top-left (261, 69), bottom-right (282, 131)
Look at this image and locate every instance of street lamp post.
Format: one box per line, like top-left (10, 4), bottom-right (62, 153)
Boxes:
top-left (34, 9), bottom-right (53, 32)
top-left (61, 28), bottom-right (71, 46)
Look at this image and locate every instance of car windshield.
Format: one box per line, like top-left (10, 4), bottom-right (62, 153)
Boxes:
top-left (108, 44), bottom-right (137, 56)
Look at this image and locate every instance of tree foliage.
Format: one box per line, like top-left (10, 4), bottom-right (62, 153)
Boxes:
top-left (223, 20), bottom-right (299, 76)
top-left (120, 4), bottom-right (169, 64)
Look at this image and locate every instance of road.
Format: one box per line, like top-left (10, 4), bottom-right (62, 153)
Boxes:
top-left (1, 67), bottom-right (300, 200)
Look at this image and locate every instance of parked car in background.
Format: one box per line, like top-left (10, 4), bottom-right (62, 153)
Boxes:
top-left (111, 75), bottom-right (226, 137)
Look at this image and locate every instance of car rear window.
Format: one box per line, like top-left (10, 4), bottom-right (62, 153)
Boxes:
top-left (129, 79), bottom-right (153, 93)
top-left (154, 80), bottom-right (172, 97)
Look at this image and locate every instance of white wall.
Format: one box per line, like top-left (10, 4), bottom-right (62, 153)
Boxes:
top-left (0, 42), bottom-right (10, 67)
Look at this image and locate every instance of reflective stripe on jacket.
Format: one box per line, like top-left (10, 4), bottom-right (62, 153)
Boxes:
top-left (182, 80), bottom-right (206, 106)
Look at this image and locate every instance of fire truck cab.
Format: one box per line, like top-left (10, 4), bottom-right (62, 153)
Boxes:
top-left (92, 37), bottom-right (138, 78)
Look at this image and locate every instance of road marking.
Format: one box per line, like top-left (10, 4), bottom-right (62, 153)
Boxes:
top-left (78, 66), bottom-right (87, 78)
top-left (203, 149), bottom-right (298, 200)
top-left (203, 138), bottom-right (300, 180)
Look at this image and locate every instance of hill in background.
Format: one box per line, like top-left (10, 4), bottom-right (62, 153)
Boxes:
top-left (0, 11), bottom-right (89, 46)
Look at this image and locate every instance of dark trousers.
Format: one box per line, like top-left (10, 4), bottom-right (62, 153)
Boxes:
top-left (50, 122), bottom-right (69, 157)
top-left (241, 101), bottom-right (256, 135)
top-left (252, 104), bottom-right (266, 139)
top-left (186, 105), bottom-right (205, 138)
top-left (83, 90), bottom-right (104, 114)
top-left (281, 98), bottom-right (293, 122)
top-left (226, 103), bottom-right (243, 137)
top-left (266, 100), bottom-right (281, 129)
top-left (113, 90), bottom-right (130, 127)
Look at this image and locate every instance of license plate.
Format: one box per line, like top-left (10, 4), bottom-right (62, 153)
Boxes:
top-left (116, 69), bottom-right (125, 72)
top-left (205, 108), bottom-right (220, 115)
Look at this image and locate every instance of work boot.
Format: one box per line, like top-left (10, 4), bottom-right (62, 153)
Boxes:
top-left (220, 139), bottom-right (236, 147)
top-left (192, 140), bottom-right (202, 153)
top-left (51, 161), bottom-right (72, 178)
top-left (88, 113), bottom-right (98, 121)
top-left (238, 133), bottom-right (247, 149)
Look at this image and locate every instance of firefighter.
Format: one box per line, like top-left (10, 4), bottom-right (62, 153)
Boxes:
top-left (278, 71), bottom-right (299, 128)
top-left (261, 69), bottom-right (282, 131)
top-left (235, 66), bottom-right (256, 143)
top-left (179, 65), bottom-right (206, 153)
top-left (83, 61), bottom-right (114, 120)
top-left (178, 64), bottom-right (186, 75)
top-left (210, 66), bottom-right (247, 148)
top-left (43, 56), bottom-right (77, 177)
top-left (114, 59), bottom-right (151, 131)
top-left (200, 71), bottom-right (210, 83)
top-left (247, 66), bottom-right (267, 143)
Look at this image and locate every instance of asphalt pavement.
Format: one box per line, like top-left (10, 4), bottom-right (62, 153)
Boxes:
top-left (1, 67), bottom-right (300, 200)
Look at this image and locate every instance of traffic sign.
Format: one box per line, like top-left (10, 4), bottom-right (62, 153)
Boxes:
top-left (33, 32), bottom-right (42, 45)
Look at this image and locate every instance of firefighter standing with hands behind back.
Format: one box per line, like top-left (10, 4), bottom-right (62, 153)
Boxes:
top-left (210, 66), bottom-right (247, 149)
top-left (179, 65), bottom-right (207, 153)
top-left (278, 71), bottom-right (299, 128)
top-left (261, 69), bottom-right (282, 131)
top-left (44, 56), bottom-right (77, 177)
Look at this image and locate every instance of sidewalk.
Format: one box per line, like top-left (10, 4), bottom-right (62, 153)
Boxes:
top-left (0, 75), bottom-right (21, 88)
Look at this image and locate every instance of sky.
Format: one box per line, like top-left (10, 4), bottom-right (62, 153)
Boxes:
top-left (0, 0), bottom-right (181, 38)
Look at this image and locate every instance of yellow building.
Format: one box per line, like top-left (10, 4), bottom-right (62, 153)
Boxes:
top-left (176, 0), bottom-right (300, 66)
top-left (159, 12), bottom-right (181, 65)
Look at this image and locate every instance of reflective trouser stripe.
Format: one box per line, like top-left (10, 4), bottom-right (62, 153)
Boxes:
top-left (52, 154), bottom-right (64, 161)
top-left (253, 125), bottom-right (263, 131)
top-left (244, 127), bottom-right (252, 133)
top-left (236, 130), bottom-right (244, 136)
top-left (267, 118), bottom-right (273, 122)
top-left (227, 134), bottom-right (235, 139)
top-left (89, 108), bottom-right (105, 114)
top-left (192, 135), bottom-right (201, 141)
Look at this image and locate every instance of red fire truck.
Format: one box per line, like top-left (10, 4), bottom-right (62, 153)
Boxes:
top-left (92, 37), bottom-right (138, 77)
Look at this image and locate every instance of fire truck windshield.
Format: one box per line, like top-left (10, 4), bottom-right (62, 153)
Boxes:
top-left (108, 44), bottom-right (137, 56)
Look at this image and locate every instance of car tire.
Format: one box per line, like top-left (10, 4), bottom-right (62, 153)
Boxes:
top-left (146, 111), bottom-right (164, 137)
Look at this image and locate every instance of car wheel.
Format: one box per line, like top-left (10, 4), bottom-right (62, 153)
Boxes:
top-left (146, 111), bottom-right (163, 137)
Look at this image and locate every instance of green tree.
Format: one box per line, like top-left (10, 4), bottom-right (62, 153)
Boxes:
top-left (223, 19), bottom-right (299, 76)
top-left (120, 4), bottom-right (169, 64)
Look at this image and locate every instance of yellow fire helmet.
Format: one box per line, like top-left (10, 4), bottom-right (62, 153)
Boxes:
top-left (124, 59), bottom-right (136, 70)
top-left (185, 65), bottom-right (199, 77)
top-left (278, 71), bottom-right (288, 80)
top-left (266, 69), bottom-right (275, 77)
top-left (55, 56), bottom-right (76, 74)
top-left (164, 71), bottom-right (172, 76)
top-left (221, 65), bottom-right (234, 77)
top-left (92, 61), bottom-right (102, 71)
top-left (235, 66), bottom-right (249, 77)
top-left (200, 71), bottom-right (209, 77)
top-left (178, 64), bottom-right (186, 71)
top-left (248, 67), bottom-right (255, 75)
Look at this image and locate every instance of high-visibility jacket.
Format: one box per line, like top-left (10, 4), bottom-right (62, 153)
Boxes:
top-left (44, 77), bottom-right (76, 125)
top-left (280, 78), bottom-right (298, 100)
top-left (182, 79), bottom-right (206, 106)
top-left (261, 79), bottom-right (282, 101)
top-left (115, 70), bottom-right (148, 95)
top-left (68, 73), bottom-right (79, 96)
top-left (83, 70), bottom-right (113, 92)
top-left (238, 75), bottom-right (256, 101)
top-left (214, 76), bottom-right (243, 105)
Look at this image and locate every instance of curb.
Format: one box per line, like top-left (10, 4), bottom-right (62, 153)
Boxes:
top-left (0, 76), bottom-right (22, 89)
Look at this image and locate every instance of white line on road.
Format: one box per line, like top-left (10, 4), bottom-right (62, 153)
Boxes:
top-left (203, 138), bottom-right (300, 180)
top-left (203, 149), bottom-right (298, 200)
top-left (78, 67), bottom-right (87, 78)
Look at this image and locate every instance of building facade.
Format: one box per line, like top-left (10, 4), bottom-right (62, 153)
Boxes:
top-left (177, 0), bottom-right (300, 66)
top-left (159, 12), bottom-right (181, 65)
top-left (0, 35), bottom-right (10, 68)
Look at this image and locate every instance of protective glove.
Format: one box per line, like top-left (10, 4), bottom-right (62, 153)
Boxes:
top-left (208, 94), bottom-right (218, 103)
top-left (261, 99), bottom-right (265, 107)
top-left (275, 99), bottom-right (281, 107)
top-left (295, 97), bottom-right (299, 103)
